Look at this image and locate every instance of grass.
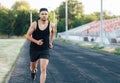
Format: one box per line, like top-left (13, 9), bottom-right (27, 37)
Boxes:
top-left (0, 39), bottom-right (25, 83)
top-left (56, 38), bottom-right (120, 55)
top-left (113, 47), bottom-right (120, 55)
top-left (0, 35), bottom-right (24, 39)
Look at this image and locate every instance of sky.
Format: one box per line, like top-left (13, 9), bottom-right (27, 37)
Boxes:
top-left (0, 0), bottom-right (120, 15)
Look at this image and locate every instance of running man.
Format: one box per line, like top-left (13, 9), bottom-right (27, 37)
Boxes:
top-left (25, 8), bottom-right (56, 83)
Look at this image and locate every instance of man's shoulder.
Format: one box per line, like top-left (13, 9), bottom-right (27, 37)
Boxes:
top-left (30, 21), bottom-right (37, 30)
top-left (32, 21), bottom-right (37, 25)
top-left (50, 22), bottom-right (55, 27)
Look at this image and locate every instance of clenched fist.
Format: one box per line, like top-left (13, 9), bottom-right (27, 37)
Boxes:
top-left (36, 39), bottom-right (43, 45)
top-left (49, 42), bottom-right (53, 48)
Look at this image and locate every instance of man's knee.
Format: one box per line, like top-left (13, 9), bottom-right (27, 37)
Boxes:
top-left (41, 67), bottom-right (47, 73)
top-left (30, 64), bottom-right (36, 69)
top-left (30, 62), bottom-right (37, 72)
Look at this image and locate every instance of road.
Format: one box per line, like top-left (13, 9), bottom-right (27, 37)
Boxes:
top-left (8, 40), bottom-right (120, 83)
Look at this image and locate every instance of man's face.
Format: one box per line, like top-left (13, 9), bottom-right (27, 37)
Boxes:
top-left (39, 11), bottom-right (48, 21)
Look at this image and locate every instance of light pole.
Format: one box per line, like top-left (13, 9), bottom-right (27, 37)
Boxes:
top-left (100, 0), bottom-right (104, 47)
top-left (65, 0), bottom-right (68, 32)
top-left (65, 0), bottom-right (68, 39)
top-left (30, 11), bottom-right (32, 25)
top-left (53, 11), bottom-right (55, 23)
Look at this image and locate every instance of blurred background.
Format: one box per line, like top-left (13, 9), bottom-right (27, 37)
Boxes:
top-left (0, 0), bottom-right (120, 39)
top-left (0, 0), bottom-right (120, 83)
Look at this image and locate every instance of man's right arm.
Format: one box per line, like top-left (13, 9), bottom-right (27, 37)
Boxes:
top-left (25, 22), bottom-right (38, 44)
top-left (25, 22), bottom-right (43, 45)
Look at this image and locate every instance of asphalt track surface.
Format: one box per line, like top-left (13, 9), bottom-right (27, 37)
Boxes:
top-left (8, 40), bottom-right (120, 83)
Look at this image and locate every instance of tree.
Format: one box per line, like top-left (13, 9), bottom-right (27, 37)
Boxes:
top-left (57, 21), bottom-right (65, 32)
top-left (56, 0), bottom-right (84, 32)
top-left (68, 0), bottom-right (83, 19)
top-left (0, 5), bottom-right (13, 37)
top-left (72, 18), bottom-right (84, 28)
top-left (11, 1), bottom-right (31, 36)
top-left (0, 1), bottom-right (119, 37)
top-left (13, 10), bottom-right (30, 36)
top-left (11, 1), bottom-right (30, 11)
top-left (83, 14), bottom-right (98, 23)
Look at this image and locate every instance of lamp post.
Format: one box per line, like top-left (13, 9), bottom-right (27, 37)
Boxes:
top-left (30, 11), bottom-right (32, 25)
top-left (65, 0), bottom-right (68, 32)
top-left (65, 0), bottom-right (68, 39)
top-left (100, 0), bottom-right (104, 47)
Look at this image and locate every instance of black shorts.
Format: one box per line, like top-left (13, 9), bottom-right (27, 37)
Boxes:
top-left (30, 49), bottom-right (50, 62)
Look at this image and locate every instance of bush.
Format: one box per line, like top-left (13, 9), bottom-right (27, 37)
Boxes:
top-left (91, 45), bottom-right (104, 50)
top-left (114, 47), bottom-right (120, 55)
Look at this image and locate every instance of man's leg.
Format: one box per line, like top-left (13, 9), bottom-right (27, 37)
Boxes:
top-left (40, 59), bottom-right (49, 83)
top-left (30, 60), bottom-right (38, 73)
top-left (30, 60), bottom-right (38, 80)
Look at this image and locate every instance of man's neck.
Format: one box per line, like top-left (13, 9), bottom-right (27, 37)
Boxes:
top-left (40, 19), bottom-right (48, 24)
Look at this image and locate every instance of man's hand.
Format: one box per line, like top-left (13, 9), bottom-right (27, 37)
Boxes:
top-left (36, 39), bottom-right (43, 45)
top-left (49, 42), bottom-right (53, 48)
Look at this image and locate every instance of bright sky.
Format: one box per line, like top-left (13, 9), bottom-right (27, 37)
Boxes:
top-left (0, 0), bottom-right (120, 15)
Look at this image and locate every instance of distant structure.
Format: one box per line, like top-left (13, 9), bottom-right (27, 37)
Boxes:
top-left (58, 18), bottom-right (120, 44)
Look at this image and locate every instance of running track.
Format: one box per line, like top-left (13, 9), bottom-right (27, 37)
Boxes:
top-left (8, 40), bottom-right (120, 83)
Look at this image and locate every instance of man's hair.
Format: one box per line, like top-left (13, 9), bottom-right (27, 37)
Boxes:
top-left (39, 8), bottom-right (48, 13)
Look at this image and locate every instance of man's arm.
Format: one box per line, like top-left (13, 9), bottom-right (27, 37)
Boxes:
top-left (50, 23), bottom-right (56, 44)
top-left (25, 22), bottom-right (43, 45)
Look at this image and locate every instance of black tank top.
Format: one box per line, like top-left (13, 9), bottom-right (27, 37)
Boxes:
top-left (30, 20), bottom-right (50, 50)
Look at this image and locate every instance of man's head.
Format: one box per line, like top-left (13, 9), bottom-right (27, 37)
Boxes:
top-left (39, 8), bottom-right (48, 21)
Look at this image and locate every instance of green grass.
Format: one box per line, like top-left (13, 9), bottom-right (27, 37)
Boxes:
top-left (55, 38), bottom-right (74, 44)
top-left (0, 39), bottom-right (25, 83)
top-left (0, 35), bottom-right (24, 39)
top-left (56, 38), bottom-right (119, 56)
top-left (113, 47), bottom-right (120, 55)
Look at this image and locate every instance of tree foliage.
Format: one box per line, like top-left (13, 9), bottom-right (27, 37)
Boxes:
top-left (0, 1), bottom-right (38, 36)
top-left (0, 0), bottom-right (119, 37)
top-left (56, 0), bottom-right (84, 32)
top-left (56, 0), bottom-right (119, 32)
top-left (11, 1), bottom-right (30, 11)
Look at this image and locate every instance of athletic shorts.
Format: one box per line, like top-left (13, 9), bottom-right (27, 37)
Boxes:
top-left (30, 49), bottom-right (50, 62)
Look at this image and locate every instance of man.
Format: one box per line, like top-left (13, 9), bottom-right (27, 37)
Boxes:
top-left (25, 8), bottom-right (55, 83)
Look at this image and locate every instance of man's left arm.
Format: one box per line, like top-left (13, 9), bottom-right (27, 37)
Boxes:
top-left (49, 23), bottom-right (56, 48)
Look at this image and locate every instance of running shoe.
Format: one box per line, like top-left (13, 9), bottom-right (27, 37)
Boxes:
top-left (31, 69), bottom-right (37, 80)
